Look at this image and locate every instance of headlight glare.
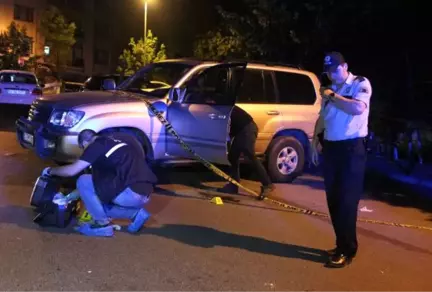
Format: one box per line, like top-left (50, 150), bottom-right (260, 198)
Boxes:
top-left (49, 110), bottom-right (84, 127)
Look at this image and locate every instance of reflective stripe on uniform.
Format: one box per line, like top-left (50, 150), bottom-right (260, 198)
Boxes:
top-left (105, 143), bottom-right (127, 158)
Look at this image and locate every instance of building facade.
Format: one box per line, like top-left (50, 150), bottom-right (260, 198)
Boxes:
top-left (0, 0), bottom-right (47, 57)
top-left (0, 0), bottom-right (127, 78)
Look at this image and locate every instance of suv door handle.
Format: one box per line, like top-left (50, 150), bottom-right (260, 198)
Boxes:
top-left (209, 113), bottom-right (227, 120)
top-left (266, 111), bottom-right (280, 116)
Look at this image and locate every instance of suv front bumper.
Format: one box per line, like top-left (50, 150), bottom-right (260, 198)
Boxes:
top-left (16, 117), bottom-right (80, 162)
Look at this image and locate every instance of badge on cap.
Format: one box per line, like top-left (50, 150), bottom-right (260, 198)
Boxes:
top-left (324, 56), bottom-right (332, 65)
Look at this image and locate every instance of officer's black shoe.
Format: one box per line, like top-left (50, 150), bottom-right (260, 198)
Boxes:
top-left (217, 183), bottom-right (238, 194)
top-left (327, 248), bottom-right (357, 258)
top-left (258, 184), bottom-right (275, 200)
top-left (326, 248), bottom-right (338, 256)
top-left (325, 253), bottom-right (355, 268)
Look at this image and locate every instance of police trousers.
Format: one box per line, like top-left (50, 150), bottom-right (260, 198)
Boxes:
top-left (323, 138), bottom-right (366, 256)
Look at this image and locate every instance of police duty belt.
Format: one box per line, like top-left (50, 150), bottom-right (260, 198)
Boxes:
top-left (142, 99), bottom-right (432, 233)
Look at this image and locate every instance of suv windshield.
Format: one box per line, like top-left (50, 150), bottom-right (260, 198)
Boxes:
top-left (83, 75), bottom-right (130, 90)
top-left (0, 72), bottom-right (37, 84)
top-left (117, 62), bottom-right (193, 98)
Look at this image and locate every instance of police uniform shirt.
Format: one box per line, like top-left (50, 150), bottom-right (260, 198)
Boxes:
top-left (80, 133), bottom-right (158, 203)
top-left (321, 72), bottom-right (372, 141)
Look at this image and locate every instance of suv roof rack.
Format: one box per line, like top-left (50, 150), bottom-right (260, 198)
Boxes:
top-left (220, 58), bottom-right (303, 70)
top-left (166, 57), bottom-right (303, 70)
top-left (253, 61), bottom-right (303, 70)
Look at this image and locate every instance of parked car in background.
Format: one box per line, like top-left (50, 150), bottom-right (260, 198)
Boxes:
top-left (80, 74), bottom-right (131, 91)
top-left (41, 75), bottom-right (62, 95)
top-left (35, 63), bottom-right (62, 96)
top-left (0, 70), bottom-right (43, 105)
top-left (16, 59), bottom-right (321, 183)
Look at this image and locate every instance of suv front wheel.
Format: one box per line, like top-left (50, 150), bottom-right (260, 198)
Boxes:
top-left (266, 136), bottom-right (305, 183)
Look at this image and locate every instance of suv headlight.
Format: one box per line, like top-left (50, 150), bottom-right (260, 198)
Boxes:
top-left (49, 110), bottom-right (85, 128)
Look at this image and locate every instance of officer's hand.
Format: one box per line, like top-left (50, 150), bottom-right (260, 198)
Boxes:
top-left (324, 89), bottom-right (334, 97)
top-left (319, 87), bottom-right (327, 96)
top-left (310, 139), bottom-right (320, 166)
top-left (320, 87), bottom-right (334, 98)
top-left (42, 167), bottom-right (52, 177)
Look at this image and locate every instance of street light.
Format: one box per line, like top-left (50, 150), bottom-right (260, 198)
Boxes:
top-left (144, 0), bottom-right (148, 42)
top-left (143, 0), bottom-right (155, 42)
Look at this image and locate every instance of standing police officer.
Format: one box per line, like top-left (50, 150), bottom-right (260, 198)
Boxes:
top-left (311, 52), bottom-right (372, 268)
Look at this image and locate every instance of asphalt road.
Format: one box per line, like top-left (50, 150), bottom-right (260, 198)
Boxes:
top-left (1, 104), bottom-right (432, 291)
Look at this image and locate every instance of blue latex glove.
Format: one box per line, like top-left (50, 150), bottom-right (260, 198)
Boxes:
top-left (42, 167), bottom-right (52, 177)
top-left (52, 193), bottom-right (67, 205)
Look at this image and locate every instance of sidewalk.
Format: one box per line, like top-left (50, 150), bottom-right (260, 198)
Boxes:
top-left (366, 155), bottom-right (432, 199)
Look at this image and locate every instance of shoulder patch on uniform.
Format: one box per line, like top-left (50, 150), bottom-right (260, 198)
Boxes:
top-left (354, 76), bottom-right (366, 82)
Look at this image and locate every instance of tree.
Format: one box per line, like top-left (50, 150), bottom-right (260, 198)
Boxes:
top-left (0, 22), bottom-right (36, 70)
top-left (40, 5), bottom-right (76, 72)
top-left (193, 1), bottom-right (301, 61)
top-left (194, 0), bottom-right (372, 64)
top-left (193, 29), bottom-right (248, 60)
top-left (117, 30), bottom-right (167, 76)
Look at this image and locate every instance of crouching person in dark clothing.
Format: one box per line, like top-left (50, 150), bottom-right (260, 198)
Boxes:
top-left (45, 130), bottom-right (157, 236)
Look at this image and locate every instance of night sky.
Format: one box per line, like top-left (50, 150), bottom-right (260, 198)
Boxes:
top-left (115, 0), bottom-right (430, 120)
top-left (139, 0), bottom-right (230, 57)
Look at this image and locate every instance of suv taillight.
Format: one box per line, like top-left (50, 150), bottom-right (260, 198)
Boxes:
top-left (32, 88), bottom-right (43, 96)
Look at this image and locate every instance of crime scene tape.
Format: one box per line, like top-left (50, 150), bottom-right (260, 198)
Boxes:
top-left (263, 196), bottom-right (432, 232)
top-left (142, 99), bottom-right (432, 232)
top-left (142, 99), bottom-right (259, 197)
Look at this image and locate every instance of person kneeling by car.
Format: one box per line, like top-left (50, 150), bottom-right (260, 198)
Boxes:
top-left (43, 130), bottom-right (157, 236)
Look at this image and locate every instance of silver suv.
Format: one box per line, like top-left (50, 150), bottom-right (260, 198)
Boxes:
top-left (16, 59), bottom-right (321, 183)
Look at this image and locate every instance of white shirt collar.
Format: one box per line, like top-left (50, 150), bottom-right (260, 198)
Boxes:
top-left (344, 72), bottom-right (355, 85)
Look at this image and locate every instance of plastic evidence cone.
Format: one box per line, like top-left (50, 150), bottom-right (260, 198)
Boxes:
top-left (78, 210), bottom-right (93, 223)
top-left (210, 196), bottom-right (224, 205)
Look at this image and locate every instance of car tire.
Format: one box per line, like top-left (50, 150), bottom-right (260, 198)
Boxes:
top-left (266, 136), bottom-right (305, 183)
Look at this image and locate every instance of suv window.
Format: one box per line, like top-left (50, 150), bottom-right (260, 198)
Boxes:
top-left (237, 69), bottom-right (276, 104)
top-left (118, 63), bottom-right (193, 98)
top-left (275, 71), bottom-right (316, 105)
top-left (184, 67), bottom-right (232, 105)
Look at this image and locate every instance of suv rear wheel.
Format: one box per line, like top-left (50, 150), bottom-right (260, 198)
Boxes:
top-left (266, 136), bottom-right (305, 183)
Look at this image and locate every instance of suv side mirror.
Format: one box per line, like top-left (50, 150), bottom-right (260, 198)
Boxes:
top-left (168, 88), bottom-right (178, 102)
top-left (102, 79), bottom-right (116, 90)
top-left (168, 87), bottom-right (187, 102)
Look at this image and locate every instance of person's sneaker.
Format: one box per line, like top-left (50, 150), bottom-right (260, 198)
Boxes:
top-left (258, 184), bottom-right (275, 200)
top-left (74, 223), bottom-right (115, 237)
top-left (127, 209), bottom-right (150, 234)
top-left (216, 183), bottom-right (239, 194)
